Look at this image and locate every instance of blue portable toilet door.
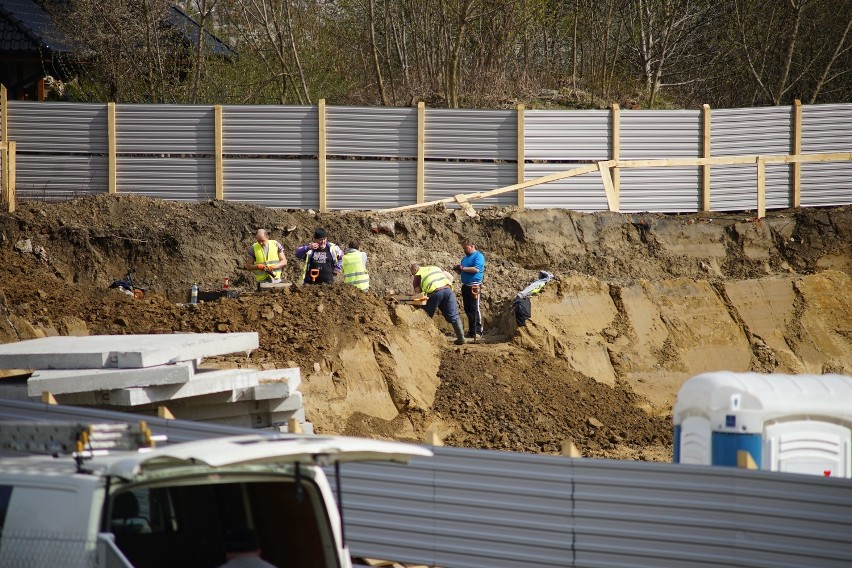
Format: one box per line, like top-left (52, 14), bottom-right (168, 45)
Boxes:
top-left (764, 420), bottom-right (852, 478)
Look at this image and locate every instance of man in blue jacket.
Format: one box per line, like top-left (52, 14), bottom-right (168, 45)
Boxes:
top-left (454, 237), bottom-right (485, 339)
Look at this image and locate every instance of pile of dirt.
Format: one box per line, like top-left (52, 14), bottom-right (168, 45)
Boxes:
top-left (1, 194), bottom-right (851, 462)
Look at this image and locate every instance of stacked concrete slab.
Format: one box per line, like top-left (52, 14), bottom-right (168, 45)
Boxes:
top-left (0, 333), bottom-right (311, 434)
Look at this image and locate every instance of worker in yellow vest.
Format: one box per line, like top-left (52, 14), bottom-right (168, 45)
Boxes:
top-left (410, 263), bottom-right (466, 345)
top-left (244, 229), bottom-right (287, 288)
top-left (342, 239), bottom-right (369, 291)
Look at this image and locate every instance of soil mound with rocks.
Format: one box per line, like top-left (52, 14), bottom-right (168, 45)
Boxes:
top-left (1, 194), bottom-right (851, 461)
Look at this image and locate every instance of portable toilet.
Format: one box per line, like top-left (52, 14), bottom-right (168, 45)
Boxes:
top-left (673, 372), bottom-right (852, 478)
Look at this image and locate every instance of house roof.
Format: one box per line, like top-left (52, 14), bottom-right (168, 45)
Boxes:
top-left (0, 1), bottom-right (232, 57)
top-left (0, 0), bottom-right (69, 54)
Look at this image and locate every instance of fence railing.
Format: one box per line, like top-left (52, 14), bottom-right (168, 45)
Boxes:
top-left (1, 86), bottom-right (851, 214)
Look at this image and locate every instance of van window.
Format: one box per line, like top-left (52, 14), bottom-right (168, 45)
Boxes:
top-left (0, 485), bottom-right (11, 535)
top-left (110, 476), bottom-right (339, 568)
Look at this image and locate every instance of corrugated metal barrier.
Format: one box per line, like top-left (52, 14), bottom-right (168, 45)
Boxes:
top-left (331, 446), bottom-right (852, 568)
top-left (4, 100), bottom-right (851, 212)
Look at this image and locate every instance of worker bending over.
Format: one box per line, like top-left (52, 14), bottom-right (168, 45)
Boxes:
top-left (411, 263), bottom-right (466, 345)
top-left (245, 229), bottom-right (287, 288)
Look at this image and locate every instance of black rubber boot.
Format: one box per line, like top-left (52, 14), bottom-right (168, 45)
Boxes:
top-left (452, 320), bottom-right (466, 345)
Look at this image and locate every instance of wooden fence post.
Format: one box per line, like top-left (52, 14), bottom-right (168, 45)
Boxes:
top-left (318, 99), bottom-right (327, 212)
top-left (1, 85), bottom-right (7, 143)
top-left (214, 104), bottom-right (224, 201)
top-left (1, 143), bottom-right (8, 213)
top-left (108, 102), bottom-right (117, 194)
top-left (791, 99), bottom-right (802, 207)
top-left (610, 103), bottom-right (620, 207)
top-left (517, 103), bottom-right (525, 209)
top-left (417, 101), bottom-right (425, 205)
top-left (7, 141), bottom-right (14, 212)
top-left (756, 157), bottom-right (766, 219)
top-left (702, 104), bottom-right (712, 211)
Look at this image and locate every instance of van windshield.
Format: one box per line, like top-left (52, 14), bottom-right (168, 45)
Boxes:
top-left (109, 474), bottom-right (339, 568)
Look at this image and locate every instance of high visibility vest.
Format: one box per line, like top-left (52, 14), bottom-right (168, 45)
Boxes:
top-left (416, 266), bottom-right (451, 295)
top-left (300, 243), bottom-right (343, 283)
top-left (342, 251), bottom-right (369, 290)
top-left (253, 240), bottom-right (282, 282)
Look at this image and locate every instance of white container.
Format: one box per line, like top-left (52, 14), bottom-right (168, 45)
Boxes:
top-left (673, 372), bottom-right (852, 478)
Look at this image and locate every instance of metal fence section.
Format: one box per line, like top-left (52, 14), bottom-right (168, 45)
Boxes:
top-left (620, 110), bottom-right (702, 213)
top-left (328, 107), bottom-right (418, 158)
top-left (711, 107), bottom-right (793, 212)
top-left (222, 158), bottom-right (319, 209)
top-left (332, 446), bottom-right (852, 568)
top-left (425, 162), bottom-right (518, 208)
top-left (15, 154), bottom-right (106, 200)
top-left (801, 104), bottom-right (852, 207)
top-left (222, 105), bottom-right (318, 156)
top-left (7, 101), bottom-right (108, 153)
top-left (425, 109), bottom-right (517, 160)
top-left (117, 157), bottom-right (215, 202)
top-left (524, 110), bottom-right (610, 161)
top-left (523, 162), bottom-right (608, 211)
top-left (115, 104), bottom-right (214, 155)
top-left (328, 160), bottom-right (416, 210)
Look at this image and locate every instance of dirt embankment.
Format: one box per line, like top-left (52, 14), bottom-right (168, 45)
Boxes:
top-left (1, 195), bottom-right (850, 461)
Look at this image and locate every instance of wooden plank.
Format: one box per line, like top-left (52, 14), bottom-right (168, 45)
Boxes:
top-left (417, 101), bottom-right (425, 204)
top-left (318, 99), bottom-right (327, 212)
top-left (791, 99), bottom-right (802, 207)
top-left (381, 163), bottom-right (600, 213)
top-left (454, 194), bottom-right (477, 217)
top-left (702, 104), bottom-right (711, 211)
top-left (214, 104), bottom-right (224, 201)
top-left (738, 449), bottom-right (758, 470)
top-left (7, 141), bottom-right (14, 213)
top-left (598, 161), bottom-right (618, 212)
top-left (517, 103), bottom-right (525, 209)
top-left (756, 157), bottom-right (766, 219)
top-left (108, 102), bottom-right (117, 194)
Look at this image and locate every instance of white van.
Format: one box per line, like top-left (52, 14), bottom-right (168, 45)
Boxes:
top-left (0, 426), bottom-right (431, 568)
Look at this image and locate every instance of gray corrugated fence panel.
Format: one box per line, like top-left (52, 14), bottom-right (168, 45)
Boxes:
top-left (801, 162), bottom-right (852, 207)
top-left (116, 104), bottom-right (214, 155)
top-left (15, 154), bottom-right (107, 200)
top-left (118, 157), bottom-right (215, 202)
top-left (327, 107), bottom-right (418, 158)
top-left (801, 104), bottom-right (852, 207)
top-left (425, 162), bottom-right (517, 208)
top-left (571, 460), bottom-right (852, 568)
top-left (524, 110), bottom-right (610, 161)
top-left (619, 111), bottom-right (702, 212)
top-left (0, 399), bottom-right (265, 446)
top-left (333, 449), bottom-right (852, 568)
top-left (335, 447), bottom-right (574, 568)
top-left (222, 105), bottom-right (317, 155)
top-left (619, 168), bottom-right (701, 213)
top-left (7, 101), bottom-right (108, 153)
top-left (425, 109), bottom-right (516, 160)
top-left (327, 160), bottom-right (416, 210)
top-left (523, 163), bottom-right (608, 211)
top-left (621, 110), bottom-right (702, 158)
top-left (222, 158), bottom-right (319, 209)
top-left (712, 107), bottom-right (792, 212)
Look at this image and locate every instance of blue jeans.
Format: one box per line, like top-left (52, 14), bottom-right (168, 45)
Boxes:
top-left (424, 287), bottom-right (460, 325)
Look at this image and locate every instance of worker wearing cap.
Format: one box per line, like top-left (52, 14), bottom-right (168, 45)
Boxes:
top-left (411, 263), bottom-right (466, 345)
top-left (454, 237), bottom-right (485, 339)
top-left (342, 239), bottom-right (369, 291)
top-left (295, 228), bottom-right (343, 285)
top-left (245, 229), bottom-right (287, 288)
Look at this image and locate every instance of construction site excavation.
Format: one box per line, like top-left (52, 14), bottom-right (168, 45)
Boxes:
top-left (1, 195), bottom-right (851, 461)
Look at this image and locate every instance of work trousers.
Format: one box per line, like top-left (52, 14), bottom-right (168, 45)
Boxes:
top-left (461, 283), bottom-right (483, 336)
top-left (424, 287), bottom-right (460, 325)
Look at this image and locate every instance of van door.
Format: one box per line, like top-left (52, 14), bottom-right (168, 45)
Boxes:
top-left (765, 420), bottom-right (851, 478)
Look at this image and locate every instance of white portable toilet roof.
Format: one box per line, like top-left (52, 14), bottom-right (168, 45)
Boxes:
top-left (673, 372), bottom-right (852, 425)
